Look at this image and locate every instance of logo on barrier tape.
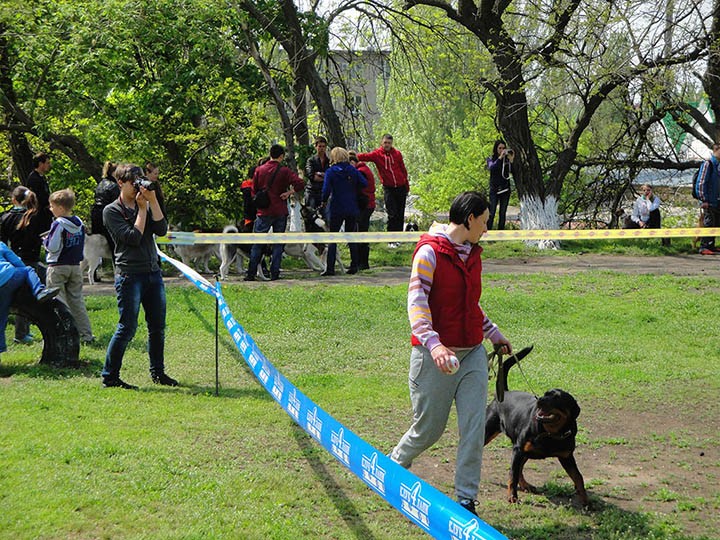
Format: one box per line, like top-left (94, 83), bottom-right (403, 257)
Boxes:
top-left (330, 427), bottom-right (351, 466)
top-left (361, 452), bottom-right (386, 495)
top-left (271, 375), bottom-right (284, 402)
top-left (239, 338), bottom-right (248, 355)
top-left (400, 481), bottom-right (431, 529)
top-left (306, 407), bottom-right (323, 441)
top-left (449, 517), bottom-right (483, 539)
top-left (259, 364), bottom-right (269, 384)
top-left (288, 388), bottom-right (301, 421)
top-left (248, 351), bottom-right (260, 368)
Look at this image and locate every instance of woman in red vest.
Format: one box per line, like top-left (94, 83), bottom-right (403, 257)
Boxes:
top-left (389, 191), bottom-right (512, 516)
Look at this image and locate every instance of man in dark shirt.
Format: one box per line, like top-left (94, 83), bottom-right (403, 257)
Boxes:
top-left (101, 163), bottom-right (176, 390)
top-left (304, 136), bottom-right (330, 212)
top-left (24, 152), bottom-right (53, 232)
top-left (246, 144), bottom-right (305, 281)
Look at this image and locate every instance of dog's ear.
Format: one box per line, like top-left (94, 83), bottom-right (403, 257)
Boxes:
top-left (568, 395), bottom-right (581, 420)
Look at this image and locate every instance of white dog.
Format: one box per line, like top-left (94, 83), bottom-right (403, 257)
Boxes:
top-left (81, 233), bottom-right (114, 285)
top-left (219, 225), bottom-right (269, 281)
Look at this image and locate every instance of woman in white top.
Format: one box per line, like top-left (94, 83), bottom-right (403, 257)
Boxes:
top-left (629, 184), bottom-right (661, 229)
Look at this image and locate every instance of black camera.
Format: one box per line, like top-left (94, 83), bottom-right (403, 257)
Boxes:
top-left (133, 177), bottom-right (156, 191)
top-left (506, 149), bottom-right (514, 155)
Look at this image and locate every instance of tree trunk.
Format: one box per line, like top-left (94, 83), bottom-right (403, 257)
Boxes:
top-left (520, 194), bottom-right (561, 249)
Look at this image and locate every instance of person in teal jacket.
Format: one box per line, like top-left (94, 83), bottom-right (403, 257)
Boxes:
top-left (0, 241), bottom-right (58, 358)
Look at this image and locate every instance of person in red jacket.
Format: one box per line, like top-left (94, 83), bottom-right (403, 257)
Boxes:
top-left (349, 152), bottom-right (376, 270)
top-left (246, 144), bottom-right (304, 281)
top-left (389, 191), bottom-right (512, 516)
top-left (357, 134), bottom-right (409, 247)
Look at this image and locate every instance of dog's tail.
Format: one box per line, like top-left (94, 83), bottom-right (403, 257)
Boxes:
top-left (223, 225), bottom-right (239, 234)
top-left (498, 345), bottom-right (534, 392)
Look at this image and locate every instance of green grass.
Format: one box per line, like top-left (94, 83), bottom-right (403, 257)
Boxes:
top-left (1, 271), bottom-right (719, 539)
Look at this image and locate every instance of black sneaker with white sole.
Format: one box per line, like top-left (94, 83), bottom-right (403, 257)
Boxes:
top-left (152, 373), bottom-right (179, 387)
top-left (458, 498), bottom-right (477, 516)
top-left (103, 378), bottom-right (138, 390)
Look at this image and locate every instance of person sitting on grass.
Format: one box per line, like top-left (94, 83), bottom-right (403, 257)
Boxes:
top-left (0, 241), bottom-right (59, 362)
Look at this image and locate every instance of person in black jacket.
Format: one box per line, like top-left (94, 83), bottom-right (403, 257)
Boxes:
top-left (24, 152), bottom-right (53, 232)
top-left (486, 140), bottom-right (514, 230)
top-left (91, 161), bottom-right (119, 248)
top-left (304, 136), bottom-right (330, 212)
top-left (0, 186), bottom-right (44, 344)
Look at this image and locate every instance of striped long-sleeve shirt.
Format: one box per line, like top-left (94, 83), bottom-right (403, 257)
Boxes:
top-left (408, 229), bottom-right (505, 352)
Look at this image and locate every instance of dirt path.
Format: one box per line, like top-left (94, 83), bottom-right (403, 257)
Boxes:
top-left (82, 253), bottom-right (720, 296)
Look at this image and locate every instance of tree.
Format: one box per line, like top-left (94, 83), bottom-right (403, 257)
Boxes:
top-left (400, 0), bottom-right (710, 242)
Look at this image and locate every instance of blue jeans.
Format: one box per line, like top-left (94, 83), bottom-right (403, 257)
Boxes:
top-left (248, 214), bottom-right (286, 278)
top-left (102, 270), bottom-right (166, 380)
top-left (0, 266), bottom-right (45, 353)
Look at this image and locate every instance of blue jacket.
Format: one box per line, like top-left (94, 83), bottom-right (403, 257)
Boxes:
top-left (696, 155), bottom-right (720, 207)
top-left (0, 241), bottom-right (24, 288)
top-left (322, 162), bottom-right (367, 218)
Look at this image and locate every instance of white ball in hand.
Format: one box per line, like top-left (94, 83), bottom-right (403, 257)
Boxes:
top-left (447, 355), bottom-right (460, 374)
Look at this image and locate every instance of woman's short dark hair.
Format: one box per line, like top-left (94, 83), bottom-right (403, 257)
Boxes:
top-left (449, 191), bottom-right (489, 228)
top-left (491, 140), bottom-right (506, 160)
top-left (270, 144), bottom-right (285, 159)
top-left (32, 152), bottom-right (50, 169)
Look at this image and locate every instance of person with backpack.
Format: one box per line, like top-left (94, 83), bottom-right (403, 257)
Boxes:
top-left (694, 143), bottom-right (720, 255)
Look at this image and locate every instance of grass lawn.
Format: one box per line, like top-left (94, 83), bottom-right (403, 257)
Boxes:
top-left (1, 269), bottom-right (718, 539)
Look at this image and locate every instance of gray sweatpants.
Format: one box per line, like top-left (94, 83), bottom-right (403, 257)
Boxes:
top-left (390, 344), bottom-right (489, 501)
top-left (46, 265), bottom-right (93, 341)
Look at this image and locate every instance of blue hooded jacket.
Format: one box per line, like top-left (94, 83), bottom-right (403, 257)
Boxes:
top-left (0, 241), bottom-right (24, 288)
top-left (696, 155), bottom-right (720, 207)
top-left (322, 162), bottom-right (367, 218)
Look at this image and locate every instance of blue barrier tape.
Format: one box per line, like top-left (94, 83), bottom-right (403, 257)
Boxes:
top-left (158, 250), bottom-right (508, 540)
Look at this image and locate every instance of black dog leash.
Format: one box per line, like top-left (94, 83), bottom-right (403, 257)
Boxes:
top-left (488, 345), bottom-right (539, 402)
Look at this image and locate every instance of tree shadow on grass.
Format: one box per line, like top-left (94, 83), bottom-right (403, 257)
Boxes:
top-left (291, 424), bottom-right (377, 540)
top-left (177, 289), bottom-right (256, 378)
top-left (0, 358), bottom-right (103, 380)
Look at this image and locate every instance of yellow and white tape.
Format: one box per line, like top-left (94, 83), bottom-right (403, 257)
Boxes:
top-left (156, 228), bottom-right (720, 245)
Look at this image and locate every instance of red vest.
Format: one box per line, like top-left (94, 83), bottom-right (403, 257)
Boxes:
top-left (410, 234), bottom-right (485, 348)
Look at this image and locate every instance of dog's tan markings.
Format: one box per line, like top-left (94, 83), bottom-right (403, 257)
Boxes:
top-left (523, 441), bottom-right (534, 453)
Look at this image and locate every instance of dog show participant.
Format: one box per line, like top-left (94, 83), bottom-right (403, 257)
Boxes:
top-left (304, 135), bottom-right (330, 212)
top-left (101, 164), bottom-right (177, 389)
top-left (389, 191), bottom-right (512, 517)
top-left (246, 144), bottom-right (305, 282)
top-left (23, 152), bottom-right (53, 233)
top-left (320, 147), bottom-right (367, 276)
top-left (349, 151), bottom-right (376, 270)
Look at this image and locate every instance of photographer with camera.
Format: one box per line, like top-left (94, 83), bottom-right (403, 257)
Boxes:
top-left (101, 163), bottom-right (177, 390)
top-left (486, 140), bottom-right (515, 230)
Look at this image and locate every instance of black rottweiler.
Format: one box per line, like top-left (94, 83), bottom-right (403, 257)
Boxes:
top-left (484, 351), bottom-right (589, 506)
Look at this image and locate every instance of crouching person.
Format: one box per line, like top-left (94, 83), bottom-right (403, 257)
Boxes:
top-left (0, 241), bottom-right (58, 360)
top-left (101, 164), bottom-right (177, 389)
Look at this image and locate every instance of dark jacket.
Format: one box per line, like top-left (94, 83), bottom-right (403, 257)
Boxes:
top-left (305, 154), bottom-right (330, 194)
top-left (91, 177), bottom-right (120, 235)
top-left (322, 162), bottom-right (367, 218)
top-left (252, 161), bottom-right (304, 217)
top-left (24, 170), bottom-right (53, 231)
top-left (0, 207), bottom-right (43, 264)
top-left (696, 156), bottom-right (720, 207)
top-left (487, 156), bottom-right (512, 194)
top-left (103, 199), bottom-right (168, 274)
top-left (356, 147), bottom-right (409, 189)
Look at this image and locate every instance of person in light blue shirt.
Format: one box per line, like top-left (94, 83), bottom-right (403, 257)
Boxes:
top-left (0, 241), bottom-right (58, 358)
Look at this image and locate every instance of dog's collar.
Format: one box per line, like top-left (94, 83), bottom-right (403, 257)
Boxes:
top-left (535, 427), bottom-right (573, 442)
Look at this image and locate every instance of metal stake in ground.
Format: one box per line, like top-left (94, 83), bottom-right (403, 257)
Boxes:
top-left (214, 275), bottom-right (220, 397)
